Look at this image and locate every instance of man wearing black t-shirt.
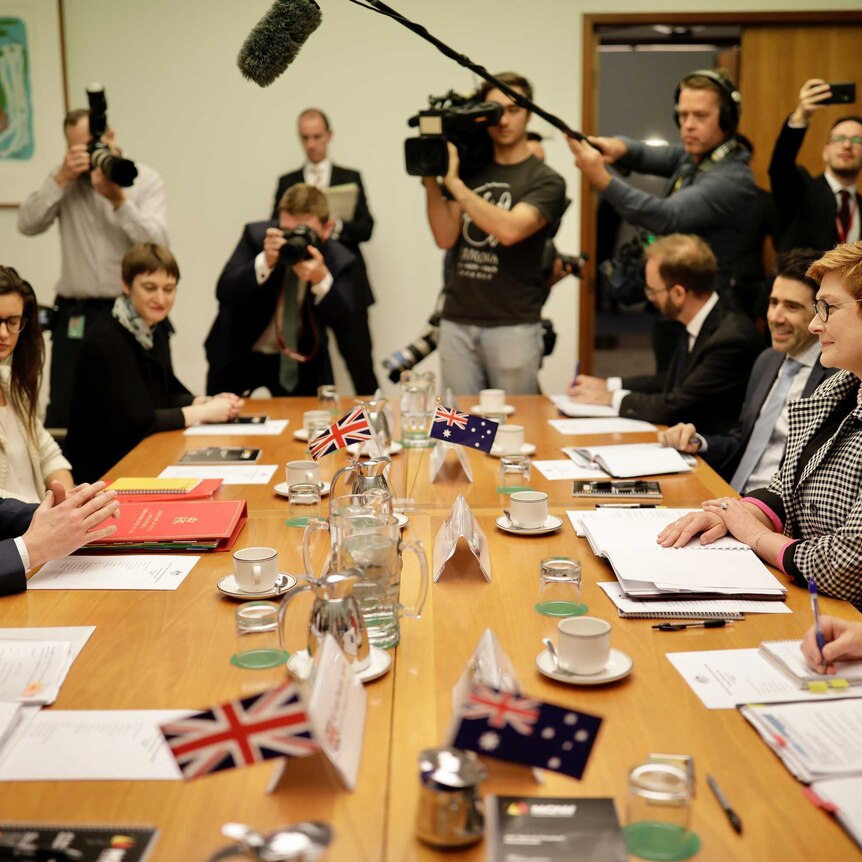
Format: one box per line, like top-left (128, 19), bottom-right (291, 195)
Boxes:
top-left (421, 72), bottom-right (567, 394)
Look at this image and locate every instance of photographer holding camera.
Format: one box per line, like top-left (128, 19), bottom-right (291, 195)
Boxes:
top-left (18, 93), bottom-right (169, 430)
top-left (205, 183), bottom-right (354, 397)
top-left (420, 71), bottom-right (567, 395)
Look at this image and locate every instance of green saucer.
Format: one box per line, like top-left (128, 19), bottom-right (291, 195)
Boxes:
top-left (535, 601), bottom-right (588, 617)
top-left (623, 822), bottom-right (700, 861)
top-left (231, 648), bottom-right (289, 670)
top-left (496, 485), bottom-right (533, 494)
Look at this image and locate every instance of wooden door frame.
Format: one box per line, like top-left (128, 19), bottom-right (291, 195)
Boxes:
top-left (578, 10), bottom-right (862, 373)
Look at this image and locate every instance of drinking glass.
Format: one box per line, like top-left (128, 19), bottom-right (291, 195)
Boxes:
top-left (536, 557), bottom-right (586, 640)
top-left (318, 384), bottom-right (341, 418)
top-left (498, 454), bottom-right (531, 492)
top-left (231, 601), bottom-right (289, 693)
top-left (400, 370), bottom-right (435, 448)
top-left (287, 482), bottom-right (321, 527)
top-left (624, 763), bottom-right (699, 860)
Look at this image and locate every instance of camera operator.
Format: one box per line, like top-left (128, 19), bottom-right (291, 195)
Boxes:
top-left (204, 184), bottom-right (354, 397)
top-left (421, 71), bottom-right (567, 395)
top-left (567, 69), bottom-right (754, 298)
top-left (18, 106), bottom-right (168, 430)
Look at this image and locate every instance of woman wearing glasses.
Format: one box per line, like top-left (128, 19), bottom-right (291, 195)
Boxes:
top-left (659, 241), bottom-right (862, 609)
top-left (0, 267), bottom-right (73, 503)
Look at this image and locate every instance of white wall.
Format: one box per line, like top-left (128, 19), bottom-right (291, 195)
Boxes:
top-left (2, 0), bottom-right (858, 401)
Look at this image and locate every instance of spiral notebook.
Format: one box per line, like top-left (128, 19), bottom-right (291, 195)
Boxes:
top-left (109, 478), bottom-right (202, 495)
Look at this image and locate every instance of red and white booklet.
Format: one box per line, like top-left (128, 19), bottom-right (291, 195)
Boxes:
top-left (87, 500), bottom-right (247, 552)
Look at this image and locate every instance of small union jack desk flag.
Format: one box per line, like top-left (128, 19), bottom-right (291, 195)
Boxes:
top-left (159, 683), bottom-right (318, 780)
top-left (429, 404), bottom-right (498, 453)
top-left (308, 406), bottom-right (373, 460)
top-left (451, 682), bottom-right (602, 780)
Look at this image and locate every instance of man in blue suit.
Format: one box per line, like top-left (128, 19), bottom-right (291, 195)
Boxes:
top-left (0, 481), bottom-right (119, 596)
top-left (659, 249), bottom-right (833, 492)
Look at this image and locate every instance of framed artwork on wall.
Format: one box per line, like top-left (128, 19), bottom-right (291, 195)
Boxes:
top-left (0, 0), bottom-right (67, 206)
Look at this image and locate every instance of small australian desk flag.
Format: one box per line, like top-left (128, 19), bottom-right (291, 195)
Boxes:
top-left (429, 404), bottom-right (498, 453)
top-left (451, 682), bottom-right (602, 780)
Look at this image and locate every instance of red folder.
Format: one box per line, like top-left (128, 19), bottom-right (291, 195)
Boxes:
top-left (87, 500), bottom-right (247, 552)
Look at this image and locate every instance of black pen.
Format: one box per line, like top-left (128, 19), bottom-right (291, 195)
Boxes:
top-left (597, 503), bottom-right (658, 509)
top-left (653, 620), bottom-right (732, 631)
top-left (707, 773), bottom-right (743, 834)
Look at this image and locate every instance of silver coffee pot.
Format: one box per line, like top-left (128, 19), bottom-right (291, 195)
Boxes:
top-left (415, 748), bottom-right (488, 848)
top-left (278, 568), bottom-right (370, 673)
top-left (329, 454), bottom-right (391, 501)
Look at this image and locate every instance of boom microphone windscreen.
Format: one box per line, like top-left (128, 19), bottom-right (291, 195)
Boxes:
top-left (237, 0), bottom-right (323, 87)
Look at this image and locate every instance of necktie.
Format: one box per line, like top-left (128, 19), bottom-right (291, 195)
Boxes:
top-left (730, 358), bottom-right (803, 492)
top-left (279, 270), bottom-right (299, 393)
top-left (838, 189), bottom-right (851, 242)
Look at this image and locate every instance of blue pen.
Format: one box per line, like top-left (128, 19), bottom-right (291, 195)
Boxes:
top-left (571, 360), bottom-right (580, 388)
top-left (808, 578), bottom-right (826, 670)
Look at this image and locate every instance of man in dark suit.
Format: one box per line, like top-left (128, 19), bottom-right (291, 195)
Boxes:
top-left (659, 249), bottom-right (834, 492)
top-left (271, 108), bottom-right (377, 394)
top-left (769, 78), bottom-right (862, 252)
top-left (570, 234), bottom-right (761, 434)
top-left (0, 482), bottom-right (119, 596)
top-left (205, 184), bottom-right (355, 398)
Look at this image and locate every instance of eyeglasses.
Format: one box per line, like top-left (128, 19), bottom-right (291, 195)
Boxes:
top-left (812, 298), bottom-right (862, 322)
top-left (828, 134), bottom-right (862, 146)
top-left (643, 285), bottom-right (670, 299)
top-left (0, 316), bottom-right (25, 334)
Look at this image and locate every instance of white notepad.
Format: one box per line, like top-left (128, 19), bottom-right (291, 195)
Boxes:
top-left (565, 443), bottom-right (691, 478)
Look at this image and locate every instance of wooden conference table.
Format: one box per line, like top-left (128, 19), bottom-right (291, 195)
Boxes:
top-left (0, 395), bottom-right (859, 861)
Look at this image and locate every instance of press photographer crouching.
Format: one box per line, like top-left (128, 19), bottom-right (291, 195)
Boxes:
top-left (17, 86), bottom-right (169, 430)
top-left (419, 71), bottom-right (568, 395)
top-left (205, 184), bottom-right (356, 398)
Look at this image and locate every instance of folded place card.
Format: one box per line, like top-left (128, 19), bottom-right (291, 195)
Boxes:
top-left (429, 440), bottom-right (474, 483)
top-left (433, 495), bottom-right (491, 582)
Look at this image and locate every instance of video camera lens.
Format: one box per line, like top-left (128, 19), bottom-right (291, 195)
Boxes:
top-left (280, 223), bottom-right (321, 266)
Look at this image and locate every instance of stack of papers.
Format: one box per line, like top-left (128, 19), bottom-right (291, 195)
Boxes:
top-left (760, 640), bottom-right (862, 689)
top-left (564, 443), bottom-right (692, 478)
top-left (576, 508), bottom-right (786, 600)
top-left (183, 419), bottom-right (288, 436)
top-left (548, 418), bottom-right (657, 435)
top-left (0, 640), bottom-right (76, 705)
top-left (548, 394), bottom-right (618, 418)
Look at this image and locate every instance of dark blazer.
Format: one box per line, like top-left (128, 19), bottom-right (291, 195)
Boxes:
top-left (0, 497), bottom-right (37, 596)
top-left (619, 298), bottom-right (762, 434)
top-left (205, 220), bottom-right (355, 396)
top-left (702, 347), bottom-right (835, 479)
top-left (271, 165), bottom-right (374, 308)
top-left (768, 120), bottom-right (858, 252)
top-left (66, 316), bottom-right (194, 483)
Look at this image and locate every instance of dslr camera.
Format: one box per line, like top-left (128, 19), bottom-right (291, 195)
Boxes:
top-left (86, 84), bottom-right (138, 187)
top-left (404, 90), bottom-right (503, 178)
top-left (280, 224), bottom-right (321, 265)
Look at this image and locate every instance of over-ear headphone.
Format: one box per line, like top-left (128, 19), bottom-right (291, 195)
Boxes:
top-left (673, 69), bottom-right (741, 133)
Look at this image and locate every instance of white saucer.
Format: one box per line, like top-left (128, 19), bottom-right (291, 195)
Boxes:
top-left (217, 573), bottom-right (298, 600)
top-left (535, 648), bottom-right (633, 685)
top-left (273, 480), bottom-right (330, 498)
top-left (495, 514), bottom-right (563, 535)
top-left (394, 512), bottom-right (409, 529)
top-left (470, 404), bottom-right (515, 417)
top-left (287, 646), bottom-right (392, 684)
top-left (292, 428), bottom-right (310, 442)
top-left (488, 442), bottom-right (537, 458)
top-left (345, 441), bottom-right (403, 457)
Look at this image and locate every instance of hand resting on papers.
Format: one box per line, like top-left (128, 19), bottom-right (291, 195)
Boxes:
top-left (802, 616), bottom-right (862, 675)
top-left (22, 481), bottom-right (119, 571)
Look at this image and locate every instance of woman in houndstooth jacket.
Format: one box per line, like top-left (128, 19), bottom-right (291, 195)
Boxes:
top-left (658, 241), bottom-right (862, 610)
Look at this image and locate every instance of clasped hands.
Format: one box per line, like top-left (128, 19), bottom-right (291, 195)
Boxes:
top-left (656, 497), bottom-right (768, 549)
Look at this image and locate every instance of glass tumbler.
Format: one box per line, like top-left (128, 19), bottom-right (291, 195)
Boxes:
top-left (287, 481), bottom-right (321, 527)
top-left (318, 384), bottom-right (342, 418)
top-left (536, 557), bottom-right (586, 640)
top-left (624, 763), bottom-right (700, 861)
top-left (231, 601), bottom-right (289, 693)
top-left (499, 454), bottom-right (532, 492)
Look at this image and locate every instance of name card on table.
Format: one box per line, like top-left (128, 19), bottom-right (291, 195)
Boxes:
top-left (433, 495), bottom-right (490, 583)
top-left (446, 630), bottom-right (603, 783)
top-left (429, 440), bottom-right (474, 483)
top-left (160, 636), bottom-right (365, 790)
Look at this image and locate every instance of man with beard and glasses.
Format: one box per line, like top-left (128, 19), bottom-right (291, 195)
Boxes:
top-left (569, 234), bottom-right (761, 434)
top-left (769, 79), bottom-right (862, 252)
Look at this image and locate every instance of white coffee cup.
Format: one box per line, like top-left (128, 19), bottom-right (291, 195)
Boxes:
top-left (233, 546), bottom-right (279, 593)
top-left (494, 423), bottom-right (525, 454)
top-left (509, 490), bottom-right (548, 529)
top-left (286, 459), bottom-right (320, 487)
top-left (303, 410), bottom-right (331, 437)
top-left (479, 388), bottom-right (506, 413)
top-left (556, 616), bottom-right (611, 675)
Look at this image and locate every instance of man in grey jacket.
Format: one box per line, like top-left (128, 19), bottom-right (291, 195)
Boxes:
top-left (568, 69), bottom-right (754, 296)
